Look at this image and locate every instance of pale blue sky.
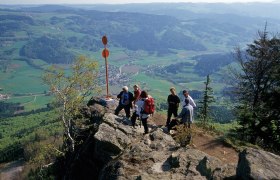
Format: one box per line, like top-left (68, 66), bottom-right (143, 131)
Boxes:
top-left (0, 0), bottom-right (276, 5)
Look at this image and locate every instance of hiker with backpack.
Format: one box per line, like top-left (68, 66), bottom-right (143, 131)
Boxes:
top-left (166, 87), bottom-right (181, 127)
top-left (115, 86), bottom-right (134, 118)
top-left (168, 98), bottom-right (194, 131)
top-left (134, 90), bottom-right (155, 134)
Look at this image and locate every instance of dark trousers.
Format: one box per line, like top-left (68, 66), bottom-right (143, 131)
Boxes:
top-left (141, 117), bottom-right (148, 133)
top-left (166, 108), bottom-right (178, 126)
top-left (168, 119), bottom-right (180, 131)
top-left (115, 104), bottom-right (131, 118)
top-left (131, 112), bottom-right (139, 126)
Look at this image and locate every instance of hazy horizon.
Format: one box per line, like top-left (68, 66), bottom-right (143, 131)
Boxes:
top-left (0, 0), bottom-right (278, 5)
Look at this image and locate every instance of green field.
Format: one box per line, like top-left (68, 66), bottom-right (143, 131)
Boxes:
top-left (0, 60), bottom-right (47, 93)
top-left (133, 73), bottom-right (179, 99)
top-left (0, 6), bottom-right (244, 117)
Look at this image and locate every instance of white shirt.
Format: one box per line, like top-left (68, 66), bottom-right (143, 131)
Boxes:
top-left (134, 99), bottom-right (143, 115)
top-left (182, 95), bottom-right (196, 108)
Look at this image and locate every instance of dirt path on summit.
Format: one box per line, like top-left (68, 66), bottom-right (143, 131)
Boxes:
top-left (190, 128), bottom-right (238, 164)
top-left (150, 113), bottom-right (239, 164)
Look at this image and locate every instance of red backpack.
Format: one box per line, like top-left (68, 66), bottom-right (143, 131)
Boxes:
top-left (143, 97), bottom-right (155, 115)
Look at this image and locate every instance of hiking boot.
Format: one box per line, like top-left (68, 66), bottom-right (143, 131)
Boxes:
top-left (143, 132), bottom-right (149, 135)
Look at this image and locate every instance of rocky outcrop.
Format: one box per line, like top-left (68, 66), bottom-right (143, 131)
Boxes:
top-left (98, 122), bottom-right (236, 179)
top-left (94, 113), bottom-right (133, 164)
top-left (84, 98), bottom-right (236, 179)
top-left (66, 97), bottom-right (280, 180)
top-left (236, 148), bottom-right (280, 180)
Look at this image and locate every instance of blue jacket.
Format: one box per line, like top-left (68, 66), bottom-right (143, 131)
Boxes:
top-left (117, 91), bottom-right (133, 107)
top-left (177, 104), bottom-right (194, 123)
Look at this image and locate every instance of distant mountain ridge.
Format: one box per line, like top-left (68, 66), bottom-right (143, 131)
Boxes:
top-left (2, 4), bottom-right (280, 64)
top-left (65, 3), bottom-right (280, 20)
top-left (1, 2), bottom-right (280, 124)
top-left (2, 2), bottom-right (280, 20)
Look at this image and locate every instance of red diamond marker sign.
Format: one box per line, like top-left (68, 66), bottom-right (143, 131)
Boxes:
top-left (102, 49), bottom-right (109, 58)
top-left (102, 36), bottom-right (108, 45)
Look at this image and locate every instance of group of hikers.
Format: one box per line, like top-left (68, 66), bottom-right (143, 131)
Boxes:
top-left (114, 85), bottom-right (196, 135)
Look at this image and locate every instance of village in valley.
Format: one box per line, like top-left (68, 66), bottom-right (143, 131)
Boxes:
top-left (0, 88), bottom-right (10, 100)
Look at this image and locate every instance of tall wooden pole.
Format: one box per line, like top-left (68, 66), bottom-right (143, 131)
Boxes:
top-left (102, 36), bottom-right (110, 99)
top-left (105, 54), bottom-right (109, 98)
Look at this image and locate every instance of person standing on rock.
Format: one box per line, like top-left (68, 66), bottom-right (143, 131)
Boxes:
top-left (166, 87), bottom-right (180, 127)
top-left (133, 84), bottom-right (141, 106)
top-left (131, 85), bottom-right (141, 128)
top-left (115, 86), bottom-right (134, 118)
top-left (137, 90), bottom-right (151, 134)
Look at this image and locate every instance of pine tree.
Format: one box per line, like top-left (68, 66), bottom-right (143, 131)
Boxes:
top-left (233, 28), bottom-right (280, 151)
top-left (198, 74), bottom-right (215, 125)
